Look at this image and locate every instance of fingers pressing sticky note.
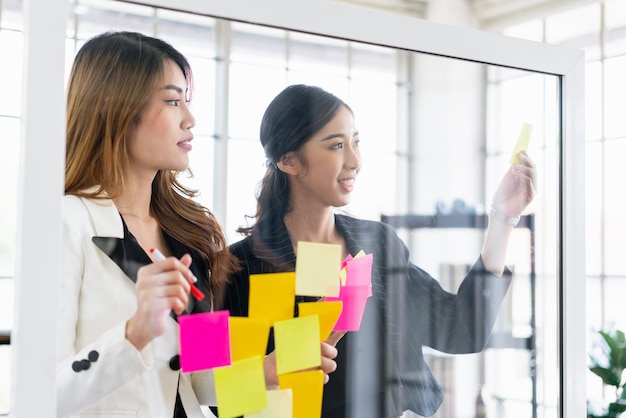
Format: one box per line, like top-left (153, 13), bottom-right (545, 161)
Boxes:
top-left (510, 122), bottom-right (532, 164)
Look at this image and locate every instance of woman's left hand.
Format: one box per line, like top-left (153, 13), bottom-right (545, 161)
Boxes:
top-left (491, 151), bottom-right (537, 218)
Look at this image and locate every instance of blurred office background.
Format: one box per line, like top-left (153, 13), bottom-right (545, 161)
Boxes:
top-left (0, 0), bottom-right (622, 416)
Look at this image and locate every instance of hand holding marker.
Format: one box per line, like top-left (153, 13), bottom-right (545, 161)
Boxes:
top-left (149, 247), bottom-right (205, 301)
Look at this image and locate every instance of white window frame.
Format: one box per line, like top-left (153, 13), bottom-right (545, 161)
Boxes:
top-left (13, 0), bottom-right (586, 416)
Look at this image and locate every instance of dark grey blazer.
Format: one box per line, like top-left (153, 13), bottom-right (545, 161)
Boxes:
top-left (224, 213), bottom-right (511, 418)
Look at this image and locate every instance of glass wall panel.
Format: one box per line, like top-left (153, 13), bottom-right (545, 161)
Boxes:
top-left (603, 55), bottom-right (626, 139)
top-left (230, 22), bottom-right (286, 66)
top-left (0, 30), bottom-right (22, 117)
top-left (603, 139), bottom-right (626, 276)
top-left (585, 141), bottom-right (603, 277)
top-left (0, 0), bottom-right (22, 30)
top-left (4, 1), bottom-right (576, 417)
top-left (74, 0), bottom-right (154, 39)
top-left (605, 0), bottom-right (626, 57)
top-left (0, 117), bottom-right (20, 277)
top-left (156, 10), bottom-right (215, 59)
top-left (0, 344), bottom-right (11, 414)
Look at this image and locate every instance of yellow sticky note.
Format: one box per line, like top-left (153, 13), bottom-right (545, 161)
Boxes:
top-left (339, 266), bottom-right (347, 286)
top-left (214, 356), bottom-right (267, 418)
top-left (249, 272), bottom-right (296, 325)
top-left (354, 250), bottom-right (366, 258)
top-left (274, 315), bottom-right (321, 375)
top-left (510, 122), bottom-right (532, 164)
top-left (245, 389), bottom-right (293, 418)
top-left (297, 301), bottom-right (343, 341)
top-left (295, 241), bottom-right (342, 297)
top-left (229, 316), bottom-right (271, 362)
top-left (278, 370), bottom-right (324, 418)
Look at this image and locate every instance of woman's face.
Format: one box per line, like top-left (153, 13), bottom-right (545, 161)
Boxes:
top-left (127, 59), bottom-right (195, 177)
top-left (291, 105), bottom-right (361, 208)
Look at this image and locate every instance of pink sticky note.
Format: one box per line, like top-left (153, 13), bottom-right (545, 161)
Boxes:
top-left (325, 286), bottom-right (370, 332)
top-left (179, 310), bottom-right (231, 373)
top-left (340, 254), bottom-right (353, 269)
top-left (345, 253), bottom-right (373, 296)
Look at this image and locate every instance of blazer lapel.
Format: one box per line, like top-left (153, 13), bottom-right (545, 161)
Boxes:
top-left (82, 197), bottom-right (149, 283)
top-left (91, 233), bottom-right (150, 284)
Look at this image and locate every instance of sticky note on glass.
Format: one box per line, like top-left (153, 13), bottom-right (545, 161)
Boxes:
top-left (510, 122), bottom-right (532, 164)
top-left (345, 253), bottom-right (373, 296)
top-left (179, 310), bottom-right (231, 373)
top-left (214, 356), bottom-right (267, 418)
top-left (278, 370), bottom-right (324, 418)
top-left (274, 315), bottom-right (321, 375)
top-left (245, 389), bottom-right (293, 418)
top-left (325, 285), bottom-right (370, 332)
top-left (297, 300), bottom-right (343, 341)
top-left (295, 241), bottom-right (342, 297)
top-left (229, 316), bottom-right (271, 362)
top-left (249, 272), bottom-right (296, 325)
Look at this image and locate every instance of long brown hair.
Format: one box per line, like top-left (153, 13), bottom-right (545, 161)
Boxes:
top-left (65, 31), bottom-right (238, 302)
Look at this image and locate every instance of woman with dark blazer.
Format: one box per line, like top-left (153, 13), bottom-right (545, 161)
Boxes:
top-left (58, 31), bottom-right (239, 417)
top-left (223, 84), bottom-right (537, 417)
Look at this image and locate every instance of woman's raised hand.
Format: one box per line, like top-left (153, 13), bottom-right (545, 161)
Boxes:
top-left (491, 151), bottom-right (537, 218)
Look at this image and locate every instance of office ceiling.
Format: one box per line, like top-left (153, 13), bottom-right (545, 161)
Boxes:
top-left (341, 0), bottom-right (593, 28)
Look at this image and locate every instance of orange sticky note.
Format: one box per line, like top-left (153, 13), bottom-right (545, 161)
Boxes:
top-left (214, 356), bottom-right (267, 418)
top-left (249, 272), bottom-right (296, 325)
top-left (229, 316), bottom-right (271, 361)
top-left (274, 315), bottom-right (321, 375)
top-left (244, 389), bottom-right (293, 418)
top-left (510, 122), bottom-right (532, 164)
top-left (295, 241), bottom-right (342, 297)
top-left (278, 370), bottom-right (324, 418)
top-left (297, 300), bottom-right (343, 341)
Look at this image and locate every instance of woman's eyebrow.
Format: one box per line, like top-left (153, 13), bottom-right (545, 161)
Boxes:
top-left (321, 131), bottom-right (359, 142)
top-left (160, 84), bottom-right (184, 94)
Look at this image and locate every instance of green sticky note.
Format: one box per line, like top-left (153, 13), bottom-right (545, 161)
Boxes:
top-left (510, 122), bottom-right (532, 164)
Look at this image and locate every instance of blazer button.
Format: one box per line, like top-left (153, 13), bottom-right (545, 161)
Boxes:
top-left (72, 361), bottom-right (83, 372)
top-left (169, 355), bottom-right (181, 371)
top-left (88, 350), bottom-right (99, 363)
top-left (80, 359), bottom-right (91, 371)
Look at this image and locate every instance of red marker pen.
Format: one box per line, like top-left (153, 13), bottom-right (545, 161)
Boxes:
top-left (149, 248), bottom-right (205, 301)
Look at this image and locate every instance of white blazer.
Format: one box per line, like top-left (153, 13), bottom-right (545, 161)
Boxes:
top-left (57, 194), bottom-right (217, 418)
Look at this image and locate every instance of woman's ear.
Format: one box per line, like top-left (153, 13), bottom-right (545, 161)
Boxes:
top-left (277, 152), bottom-right (299, 175)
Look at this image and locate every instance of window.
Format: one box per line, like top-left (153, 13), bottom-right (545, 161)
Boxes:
top-left (499, 0), bottom-right (626, 412)
top-left (0, 1), bottom-right (400, 413)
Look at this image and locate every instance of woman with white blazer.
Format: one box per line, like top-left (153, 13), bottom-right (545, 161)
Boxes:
top-left (57, 31), bottom-right (240, 418)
